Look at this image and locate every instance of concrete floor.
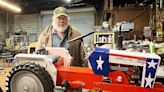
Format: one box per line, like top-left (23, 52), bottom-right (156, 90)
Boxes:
top-left (0, 61), bottom-right (13, 92)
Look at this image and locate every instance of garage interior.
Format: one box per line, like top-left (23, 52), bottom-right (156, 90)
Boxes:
top-left (0, 0), bottom-right (164, 92)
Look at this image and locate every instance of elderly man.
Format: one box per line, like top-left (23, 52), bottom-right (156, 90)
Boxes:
top-left (37, 6), bottom-right (86, 67)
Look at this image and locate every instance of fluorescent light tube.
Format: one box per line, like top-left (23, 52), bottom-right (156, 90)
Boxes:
top-left (0, 0), bottom-right (21, 12)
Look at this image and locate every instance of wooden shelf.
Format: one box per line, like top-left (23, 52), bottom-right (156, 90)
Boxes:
top-left (93, 32), bottom-right (115, 48)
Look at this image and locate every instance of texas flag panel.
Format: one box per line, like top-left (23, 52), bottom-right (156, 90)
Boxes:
top-left (144, 58), bottom-right (159, 88)
top-left (88, 47), bottom-right (109, 76)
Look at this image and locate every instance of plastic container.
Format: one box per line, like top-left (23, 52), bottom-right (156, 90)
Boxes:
top-left (149, 41), bottom-right (156, 53)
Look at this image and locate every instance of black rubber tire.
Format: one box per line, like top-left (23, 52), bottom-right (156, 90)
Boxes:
top-left (6, 62), bottom-right (54, 92)
top-left (0, 87), bottom-right (2, 92)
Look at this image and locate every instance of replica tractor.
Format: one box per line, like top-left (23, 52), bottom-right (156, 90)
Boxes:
top-left (5, 47), bottom-right (164, 92)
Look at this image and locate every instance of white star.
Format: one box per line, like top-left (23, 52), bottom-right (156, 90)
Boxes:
top-left (145, 73), bottom-right (154, 88)
top-left (147, 59), bottom-right (158, 69)
top-left (96, 56), bottom-right (104, 70)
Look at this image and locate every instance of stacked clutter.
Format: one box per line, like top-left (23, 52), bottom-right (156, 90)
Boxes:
top-left (122, 40), bottom-right (164, 54)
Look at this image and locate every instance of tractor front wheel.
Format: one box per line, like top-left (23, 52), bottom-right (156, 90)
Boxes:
top-left (6, 62), bottom-right (54, 92)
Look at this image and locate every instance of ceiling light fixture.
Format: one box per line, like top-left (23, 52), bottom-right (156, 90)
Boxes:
top-left (0, 0), bottom-right (21, 12)
top-left (65, 0), bottom-right (72, 3)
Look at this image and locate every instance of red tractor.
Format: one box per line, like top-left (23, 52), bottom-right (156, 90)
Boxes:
top-left (5, 47), bottom-right (164, 92)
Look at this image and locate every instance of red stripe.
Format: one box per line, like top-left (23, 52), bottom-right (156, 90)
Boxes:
top-left (110, 53), bottom-right (147, 61)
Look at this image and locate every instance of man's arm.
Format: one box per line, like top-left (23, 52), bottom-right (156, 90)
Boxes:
top-left (36, 25), bottom-right (52, 50)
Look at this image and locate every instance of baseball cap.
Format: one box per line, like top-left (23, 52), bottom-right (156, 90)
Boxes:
top-left (52, 7), bottom-right (69, 19)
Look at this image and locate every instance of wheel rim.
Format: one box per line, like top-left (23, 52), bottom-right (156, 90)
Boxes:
top-left (10, 70), bottom-right (44, 92)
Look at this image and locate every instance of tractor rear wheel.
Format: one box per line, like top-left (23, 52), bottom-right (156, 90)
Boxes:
top-left (6, 62), bottom-right (54, 92)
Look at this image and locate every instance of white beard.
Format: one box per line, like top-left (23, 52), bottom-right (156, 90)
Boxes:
top-left (55, 25), bottom-right (68, 32)
top-left (52, 21), bottom-right (68, 32)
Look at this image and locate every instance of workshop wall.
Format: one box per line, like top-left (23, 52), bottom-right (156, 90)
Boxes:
top-left (14, 14), bottom-right (41, 35)
top-left (7, 14), bottom-right (15, 35)
top-left (0, 13), bottom-right (41, 39)
top-left (0, 12), bottom-right (6, 40)
top-left (112, 7), bottom-right (150, 39)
